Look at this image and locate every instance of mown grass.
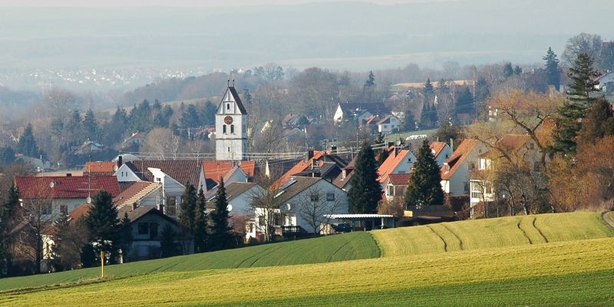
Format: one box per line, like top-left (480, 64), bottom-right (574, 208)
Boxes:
top-left (0, 232), bottom-right (378, 293)
top-left (1, 211), bottom-right (613, 306)
top-left (2, 237), bottom-right (613, 306)
top-left (372, 211), bottom-right (614, 257)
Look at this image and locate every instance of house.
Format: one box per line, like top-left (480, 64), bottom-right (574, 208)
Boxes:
top-left (119, 132), bottom-right (146, 151)
top-left (273, 150), bottom-right (347, 189)
top-left (15, 174), bottom-right (121, 218)
top-left (83, 161), bottom-right (118, 176)
top-left (113, 181), bottom-right (163, 210)
top-left (376, 115), bottom-right (401, 134)
top-left (199, 160), bottom-right (257, 191)
top-left (70, 141), bottom-right (104, 155)
top-left (595, 71), bottom-right (614, 92)
top-left (252, 177), bottom-right (348, 239)
top-left (333, 158), bottom-right (355, 191)
top-left (430, 142), bottom-right (453, 167)
top-left (383, 173), bottom-right (411, 201)
top-left (333, 102), bottom-right (390, 124)
top-left (468, 134), bottom-right (546, 216)
top-left (377, 147), bottom-right (416, 200)
top-left (118, 205), bottom-right (192, 261)
top-left (440, 139), bottom-right (487, 197)
top-left (206, 182), bottom-right (265, 242)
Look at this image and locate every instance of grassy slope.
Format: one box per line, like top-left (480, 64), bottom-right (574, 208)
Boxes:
top-left (1, 212), bottom-right (613, 306)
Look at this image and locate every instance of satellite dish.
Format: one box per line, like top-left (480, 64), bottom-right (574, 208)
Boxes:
top-left (49, 181), bottom-right (54, 188)
top-left (226, 204), bottom-right (233, 212)
top-left (286, 203), bottom-right (291, 211)
top-left (86, 196), bottom-right (92, 204)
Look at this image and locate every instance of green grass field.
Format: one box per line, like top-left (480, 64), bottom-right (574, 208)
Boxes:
top-left (1, 212), bottom-right (613, 306)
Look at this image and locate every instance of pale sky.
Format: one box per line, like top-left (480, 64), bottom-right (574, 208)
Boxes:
top-left (0, 0), bottom-right (439, 7)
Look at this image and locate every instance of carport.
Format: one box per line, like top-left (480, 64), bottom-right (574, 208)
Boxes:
top-left (325, 214), bottom-right (396, 231)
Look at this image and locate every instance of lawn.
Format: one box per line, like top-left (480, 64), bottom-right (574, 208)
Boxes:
top-left (1, 211), bottom-right (613, 306)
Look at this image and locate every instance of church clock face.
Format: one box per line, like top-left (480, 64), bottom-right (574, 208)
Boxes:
top-left (224, 116), bottom-right (233, 125)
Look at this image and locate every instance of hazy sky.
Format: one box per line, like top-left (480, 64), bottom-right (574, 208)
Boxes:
top-left (0, 0), bottom-right (438, 7)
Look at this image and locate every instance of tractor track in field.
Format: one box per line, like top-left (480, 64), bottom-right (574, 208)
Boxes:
top-left (328, 239), bottom-right (351, 262)
top-left (602, 211), bottom-right (614, 230)
top-left (234, 244), bottom-right (284, 268)
top-left (426, 225), bottom-right (448, 252)
top-left (532, 217), bottom-right (549, 243)
top-left (441, 223), bottom-right (464, 250)
top-left (516, 220), bottom-right (533, 244)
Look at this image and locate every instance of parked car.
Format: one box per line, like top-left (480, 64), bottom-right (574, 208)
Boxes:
top-left (332, 223), bottom-right (352, 233)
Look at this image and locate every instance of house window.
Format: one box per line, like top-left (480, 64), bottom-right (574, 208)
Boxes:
top-left (138, 223), bottom-right (149, 235)
top-left (326, 192), bottom-right (335, 201)
top-left (223, 125), bottom-right (227, 134)
top-left (149, 222), bottom-right (159, 239)
top-left (230, 125), bottom-right (235, 134)
top-left (41, 202), bottom-right (52, 215)
top-left (226, 103), bottom-right (230, 110)
top-left (258, 215), bottom-right (265, 226)
top-left (273, 212), bottom-right (281, 226)
top-left (387, 185), bottom-right (394, 196)
top-left (310, 192), bottom-right (319, 202)
top-left (227, 147), bottom-right (231, 152)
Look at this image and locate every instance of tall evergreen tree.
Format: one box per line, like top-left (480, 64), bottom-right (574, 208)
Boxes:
top-left (85, 190), bottom-right (122, 265)
top-left (0, 182), bottom-right (19, 275)
top-left (455, 86), bottom-right (474, 116)
top-left (474, 76), bottom-right (491, 103)
top-left (82, 109), bottom-right (98, 141)
top-left (17, 123), bottom-right (41, 158)
top-left (566, 52), bottom-right (600, 105)
top-left (209, 179), bottom-right (232, 251)
top-left (348, 141), bottom-right (382, 214)
top-left (405, 139), bottom-right (444, 209)
top-left (552, 52), bottom-right (601, 157)
top-left (423, 78), bottom-right (434, 97)
top-left (179, 183), bottom-right (197, 233)
top-left (193, 188), bottom-right (208, 253)
top-left (543, 47), bottom-right (561, 91)
top-left (503, 62), bottom-right (514, 79)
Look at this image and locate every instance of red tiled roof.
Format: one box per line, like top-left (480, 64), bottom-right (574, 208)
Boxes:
top-left (69, 204), bottom-right (93, 221)
top-left (202, 160), bottom-right (257, 183)
top-left (273, 151), bottom-right (326, 189)
top-left (440, 139), bottom-right (479, 180)
top-left (377, 149), bottom-right (411, 183)
top-left (15, 175), bottom-right (121, 199)
top-left (430, 142), bottom-right (448, 159)
top-left (388, 173), bottom-right (411, 186)
top-left (84, 161), bottom-right (117, 175)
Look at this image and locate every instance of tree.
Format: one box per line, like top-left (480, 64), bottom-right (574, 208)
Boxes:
top-left (193, 188), bottom-right (208, 253)
top-left (178, 183), bottom-right (197, 253)
top-left (250, 175), bottom-right (281, 242)
top-left (348, 141), bottom-right (382, 214)
top-left (118, 212), bottom-right (132, 262)
top-left (404, 139), bottom-right (444, 209)
top-left (209, 179), bottom-right (233, 251)
top-left (296, 186), bottom-right (343, 234)
top-left (82, 109), bottom-right (99, 141)
top-left (181, 104), bottom-right (201, 129)
top-left (543, 47), bottom-right (561, 91)
top-left (17, 123), bottom-right (41, 158)
top-left (577, 98), bottom-right (614, 146)
top-left (0, 182), bottom-right (20, 275)
top-left (433, 121), bottom-right (462, 148)
top-left (474, 76), bottom-right (491, 104)
top-left (562, 33), bottom-right (602, 67)
top-left (503, 62), bottom-right (514, 79)
top-left (44, 87), bottom-right (76, 124)
top-left (363, 71), bottom-right (376, 102)
top-left (566, 52), bottom-right (600, 105)
top-left (85, 190), bottom-right (122, 265)
top-left (140, 128), bottom-right (182, 160)
top-left (159, 224), bottom-right (179, 258)
top-left (52, 215), bottom-right (89, 271)
top-left (455, 86), bottom-right (474, 117)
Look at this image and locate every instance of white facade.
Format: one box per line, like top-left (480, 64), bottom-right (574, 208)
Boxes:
top-left (148, 167), bottom-right (185, 218)
top-left (215, 86), bottom-right (248, 161)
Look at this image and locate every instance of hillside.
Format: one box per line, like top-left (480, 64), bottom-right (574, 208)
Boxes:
top-left (0, 212), bottom-right (613, 306)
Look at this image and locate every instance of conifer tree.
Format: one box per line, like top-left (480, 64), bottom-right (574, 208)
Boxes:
top-left (405, 140), bottom-right (444, 209)
top-left (17, 123), bottom-right (41, 158)
top-left (348, 141), bottom-right (382, 214)
top-left (543, 47), bottom-right (561, 91)
top-left (193, 188), bottom-right (208, 253)
top-left (179, 183), bottom-right (197, 232)
top-left (566, 52), bottom-right (600, 105)
top-left (85, 190), bottom-right (122, 264)
top-left (0, 182), bottom-right (19, 275)
top-left (209, 179), bottom-right (232, 251)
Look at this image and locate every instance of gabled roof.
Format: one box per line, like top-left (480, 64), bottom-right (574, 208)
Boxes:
top-left (224, 182), bottom-right (259, 202)
top-left (497, 134), bottom-right (532, 152)
top-left (69, 203), bottom-right (93, 221)
top-left (113, 181), bottom-right (162, 208)
top-left (218, 86), bottom-right (247, 115)
top-left (202, 160), bottom-right (257, 183)
top-left (84, 161), bottom-right (117, 175)
top-left (376, 114), bottom-right (397, 125)
top-left (430, 142), bottom-right (448, 159)
top-left (127, 160), bottom-right (201, 187)
top-left (117, 206), bottom-right (181, 228)
top-left (273, 177), bottom-right (322, 205)
top-left (338, 102), bottom-right (390, 116)
top-left (441, 139), bottom-right (480, 180)
top-left (377, 149), bottom-right (412, 183)
top-left (273, 151), bottom-right (326, 188)
top-left (388, 173), bottom-right (411, 186)
top-left (15, 175), bottom-right (121, 199)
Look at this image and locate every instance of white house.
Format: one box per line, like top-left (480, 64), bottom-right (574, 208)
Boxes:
top-left (440, 139), bottom-right (488, 197)
top-left (377, 115), bottom-right (401, 134)
top-left (253, 177), bottom-right (348, 240)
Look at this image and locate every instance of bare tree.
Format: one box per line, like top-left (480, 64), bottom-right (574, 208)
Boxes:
top-left (249, 172), bottom-right (283, 242)
top-left (140, 127), bottom-right (183, 160)
top-left (20, 180), bottom-right (57, 273)
top-left (44, 87), bottom-right (77, 123)
top-left (295, 186), bottom-right (343, 234)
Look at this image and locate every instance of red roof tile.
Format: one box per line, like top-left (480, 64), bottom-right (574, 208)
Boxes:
top-left (15, 175), bottom-right (120, 199)
top-left (429, 142), bottom-right (448, 159)
top-left (388, 173), bottom-right (411, 185)
top-left (128, 160), bottom-right (202, 187)
top-left (273, 151), bottom-right (326, 189)
top-left (440, 139), bottom-right (479, 180)
top-left (377, 149), bottom-right (411, 183)
top-left (84, 161), bottom-right (117, 175)
top-left (202, 160), bottom-right (256, 183)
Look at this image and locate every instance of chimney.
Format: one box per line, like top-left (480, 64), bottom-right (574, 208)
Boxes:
top-left (306, 149), bottom-right (314, 161)
top-left (117, 155), bottom-right (123, 168)
top-left (331, 145), bottom-right (337, 154)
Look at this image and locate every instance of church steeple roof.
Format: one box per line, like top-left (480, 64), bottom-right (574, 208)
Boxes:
top-left (219, 83), bottom-right (247, 115)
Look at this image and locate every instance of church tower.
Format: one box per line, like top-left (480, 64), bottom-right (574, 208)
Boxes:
top-left (215, 83), bottom-right (248, 161)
